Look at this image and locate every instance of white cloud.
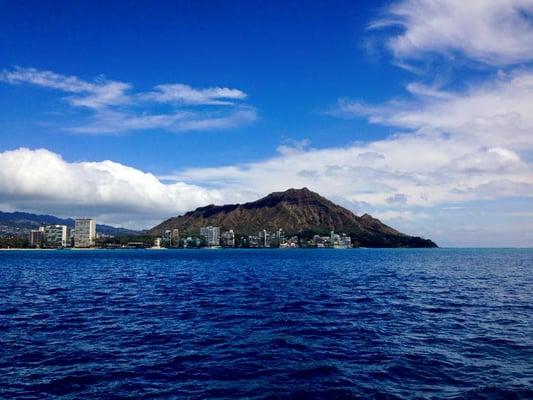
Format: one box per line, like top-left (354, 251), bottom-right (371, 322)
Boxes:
top-left (0, 67), bottom-right (255, 134)
top-left (170, 69), bottom-right (533, 211)
top-left (0, 67), bottom-right (131, 109)
top-left (171, 136), bottom-right (532, 209)
top-left (334, 70), bottom-right (533, 150)
top-left (1, 112), bottom-right (531, 238)
top-left (373, 210), bottom-right (431, 222)
top-left (372, 0), bottom-right (533, 65)
top-left (447, 147), bottom-right (522, 174)
top-left (0, 67), bottom-right (95, 93)
top-left (68, 107), bottom-right (257, 135)
top-left (143, 83), bottom-right (247, 105)
top-left (0, 148), bottom-right (224, 227)
top-left (169, 107), bottom-right (257, 131)
top-left (276, 138), bottom-right (310, 156)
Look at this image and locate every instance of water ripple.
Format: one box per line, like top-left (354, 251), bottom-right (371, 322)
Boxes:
top-left (0, 248), bottom-right (531, 399)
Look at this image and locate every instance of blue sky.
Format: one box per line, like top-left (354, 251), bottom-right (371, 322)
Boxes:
top-left (0, 1), bottom-right (406, 171)
top-left (1, 0), bottom-right (532, 246)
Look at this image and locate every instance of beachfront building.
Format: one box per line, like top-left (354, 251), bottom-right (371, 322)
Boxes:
top-left (200, 226), bottom-right (220, 247)
top-left (331, 231), bottom-right (351, 248)
top-left (44, 225), bottom-right (68, 247)
top-left (310, 231), bottom-right (352, 248)
top-left (280, 235), bottom-right (299, 248)
top-left (272, 228), bottom-right (285, 247)
top-left (162, 230), bottom-right (172, 247)
top-left (259, 229), bottom-right (270, 247)
top-left (74, 218), bottom-right (96, 248)
top-left (338, 234), bottom-right (351, 248)
top-left (221, 229), bottom-right (235, 247)
top-left (172, 229), bottom-right (180, 247)
top-left (29, 227), bottom-right (45, 247)
top-left (161, 229), bottom-right (181, 247)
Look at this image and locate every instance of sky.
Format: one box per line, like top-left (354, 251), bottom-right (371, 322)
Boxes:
top-left (0, 0), bottom-right (532, 247)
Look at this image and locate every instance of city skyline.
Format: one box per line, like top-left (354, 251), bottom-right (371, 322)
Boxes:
top-left (1, 1), bottom-right (532, 247)
top-left (28, 218), bottom-right (97, 248)
top-left (25, 219), bottom-right (353, 250)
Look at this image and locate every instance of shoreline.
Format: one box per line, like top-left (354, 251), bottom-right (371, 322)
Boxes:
top-left (1, 247), bottom-right (530, 251)
top-left (0, 247), bottom-right (355, 251)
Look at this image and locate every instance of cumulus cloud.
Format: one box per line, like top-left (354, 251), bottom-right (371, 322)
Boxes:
top-left (169, 68), bottom-right (533, 216)
top-left (0, 67), bottom-right (255, 134)
top-left (0, 148), bottom-right (225, 227)
top-left (171, 134), bottom-right (532, 209)
top-left (371, 0), bottom-right (533, 66)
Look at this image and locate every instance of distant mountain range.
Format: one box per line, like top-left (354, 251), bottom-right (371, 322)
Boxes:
top-left (0, 211), bottom-right (142, 237)
top-left (151, 188), bottom-right (437, 248)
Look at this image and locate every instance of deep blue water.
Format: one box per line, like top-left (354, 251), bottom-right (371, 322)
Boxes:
top-left (0, 249), bottom-right (531, 400)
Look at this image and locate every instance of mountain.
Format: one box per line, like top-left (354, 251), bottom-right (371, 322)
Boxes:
top-left (150, 188), bottom-right (437, 247)
top-left (0, 211), bottom-right (142, 237)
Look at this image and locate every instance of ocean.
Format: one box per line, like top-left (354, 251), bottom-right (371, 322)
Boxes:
top-left (0, 248), bottom-right (531, 399)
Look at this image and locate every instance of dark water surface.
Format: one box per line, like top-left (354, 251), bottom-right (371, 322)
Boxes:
top-left (0, 249), bottom-right (531, 399)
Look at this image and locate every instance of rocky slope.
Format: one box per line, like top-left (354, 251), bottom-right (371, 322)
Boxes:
top-left (150, 188), bottom-right (437, 248)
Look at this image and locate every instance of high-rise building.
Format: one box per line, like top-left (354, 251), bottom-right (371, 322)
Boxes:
top-left (162, 230), bottom-right (172, 247)
top-left (172, 229), bottom-right (180, 247)
top-left (221, 229), bottom-right (235, 247)
top-left (330, 230), bottom-right (341, 247)
top-left (273, 229), bottom-right (285, 247)
top-left (74, 218), bottom-right (96, 248)
top-left (44, 225), bottom-right (68, 247)
top-left (200, 226), bottom-right (220, 247)
top-left (259, 229), bottom-right (270, 247)
top-left (29, 227), bottom-right (45, 247)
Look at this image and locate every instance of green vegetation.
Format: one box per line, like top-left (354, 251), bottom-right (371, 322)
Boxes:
top-left (0, 237), bottom-right (29, 248)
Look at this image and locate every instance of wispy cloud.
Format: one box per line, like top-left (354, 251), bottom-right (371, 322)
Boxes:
top-left (331, 69), bottom-right (533, 151)
top-left (370, 0), bottom-right (533, 66)
top-left (0, 67), bottom-right (131, 109)
top-left (68, 107), bottom-right (257, 135)
top-left (142, 83), bottom-right (247, 105)
top-left (0, 67), bottom-right (256, 134)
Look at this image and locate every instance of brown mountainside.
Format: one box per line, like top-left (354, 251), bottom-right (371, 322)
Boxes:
top-left (150, 188), bottom-right (437, 247)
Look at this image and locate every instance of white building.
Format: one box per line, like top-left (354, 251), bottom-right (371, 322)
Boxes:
top-left (259, 229), bottom-right (270, 247)
top-left (44, 225), bottom-right (68, 247)
top-left (340, 234), bottom-right (351, 248)
top-left (275, 229), bottom-right (285, 246)
top-left (330, 230), bottom-right (352, 248)
top-left (200, 226), bottom-right (221, 247)
top-left (74, 218), bottom-right (96, 248)
top-left (221, 229), bottom-right (235, 247)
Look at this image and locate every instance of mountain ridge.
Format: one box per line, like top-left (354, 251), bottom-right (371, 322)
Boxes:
top-left (0, 211), bottom-right (142, 237)
top-left (150, 188), bottom-right (437, 248)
